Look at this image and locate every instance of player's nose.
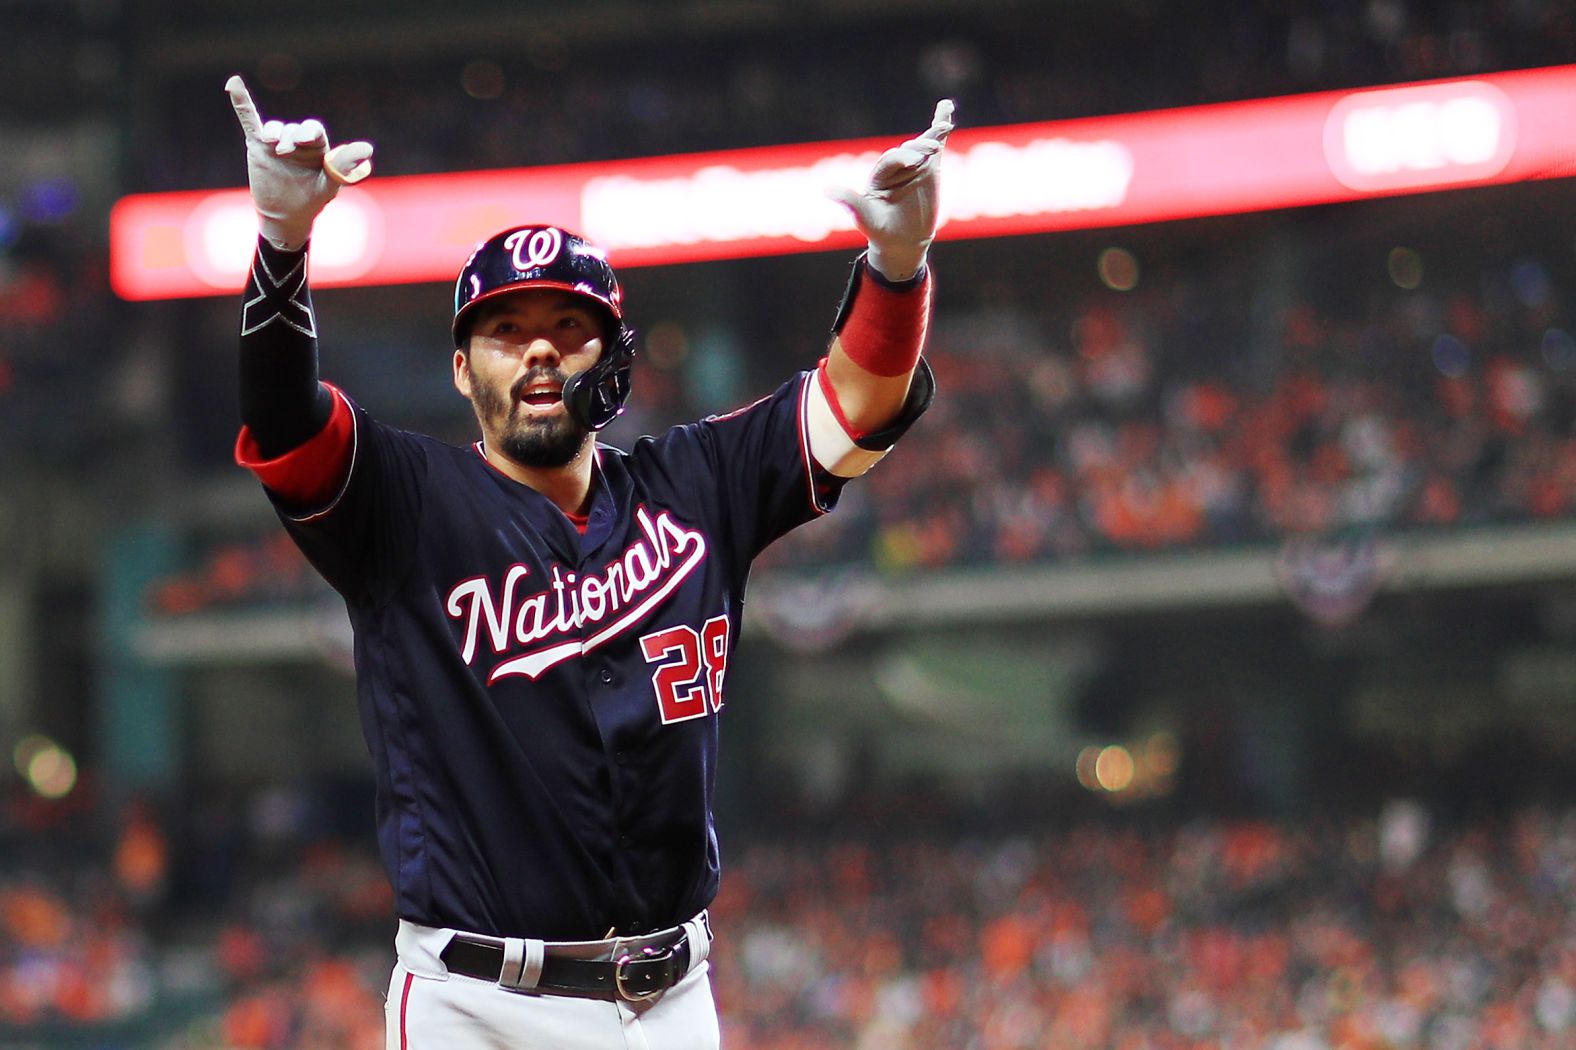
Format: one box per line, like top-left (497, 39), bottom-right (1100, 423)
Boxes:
top-left (519, 335), bottom-right (561, 369)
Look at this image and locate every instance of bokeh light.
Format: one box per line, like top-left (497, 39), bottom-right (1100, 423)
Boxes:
top-left (1431, 333), bottom-right (1470, 376)
top-left (643, 321), bottom-right (691, 371)
top-left (1143, 732), bottom-right (1179, 779)
top-left (1542, 328), bottom-right (1575, 370)
top-left (1098, 247), bottom-right (1140, 291)
top-left (1094, 745), bottom-right (1136, 792)
top-left (1510, 259), bottom-right (1553, 307)
top-left (12, 734), bottom-right (49, 776)
top-left (462, 60), bottom-right (506, 101)
top-left (1075, 745), bottom-right (1102, 791)
top-left (14, 735), bottom-right (77, 799)
top-left (1388, 247), bottom-right (1424, 289)
top-left (27, 746), bottom-right (78, 799)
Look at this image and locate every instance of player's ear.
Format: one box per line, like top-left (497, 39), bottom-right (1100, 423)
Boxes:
top-left (453, 347), bottom-right (474, 399)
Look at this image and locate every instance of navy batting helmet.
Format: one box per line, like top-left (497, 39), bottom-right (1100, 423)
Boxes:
top-left (452, 225), bottom-right (635, 431)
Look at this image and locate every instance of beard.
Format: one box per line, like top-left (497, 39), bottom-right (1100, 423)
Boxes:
top-left (473, 366), bottom-right (591, 468)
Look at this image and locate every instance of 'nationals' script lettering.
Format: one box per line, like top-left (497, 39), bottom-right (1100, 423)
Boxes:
top-left (445, 507), bottom-right (707, 682)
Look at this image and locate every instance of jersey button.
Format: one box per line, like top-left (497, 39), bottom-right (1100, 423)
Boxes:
top-left (598, 667), bottom-right (614, 684)
top-left (619, 833), bottom-right (632, 846)
top-left (615, 751), bottom-right (629, 765)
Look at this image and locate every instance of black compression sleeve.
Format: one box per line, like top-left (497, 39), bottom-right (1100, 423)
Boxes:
top-left (238, 237), bottom-right (335, 458)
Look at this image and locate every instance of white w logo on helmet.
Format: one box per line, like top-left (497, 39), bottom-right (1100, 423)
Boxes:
top-left (504, 227), bottom-right (564, 271)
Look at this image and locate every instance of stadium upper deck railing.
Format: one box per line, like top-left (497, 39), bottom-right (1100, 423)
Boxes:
top-left (130, 519), bottom-right (1576, 664)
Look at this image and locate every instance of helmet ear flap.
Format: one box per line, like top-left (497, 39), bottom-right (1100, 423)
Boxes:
top-left (563, 325), bottom-right (637, 431)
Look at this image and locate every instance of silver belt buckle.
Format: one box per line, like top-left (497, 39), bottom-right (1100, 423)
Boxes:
top-left (614, 943), bottom-right (675, 1002)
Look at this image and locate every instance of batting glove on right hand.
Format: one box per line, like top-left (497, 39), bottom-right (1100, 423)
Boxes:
top-left (226, 75), bottom-right (374, 251)
top-left (828, 99), bottom-right (954, 282)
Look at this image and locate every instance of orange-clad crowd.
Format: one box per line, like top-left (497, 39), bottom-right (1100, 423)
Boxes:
top-left (5, 789), bottom-right (1576, 1048)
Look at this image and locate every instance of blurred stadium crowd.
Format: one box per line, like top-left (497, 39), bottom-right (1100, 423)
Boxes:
top-left (3, 1), bottom-right (1576, 1048)
top-left (765, 241), bottom-right (1576, 574)
top-left (141, 229), bottom-right (1576, 614)
top-left (5, 788), bottom-right (1576, 1048)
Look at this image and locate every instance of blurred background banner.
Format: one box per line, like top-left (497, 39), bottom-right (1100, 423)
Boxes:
top-left (108, 63), bottom-right (1576, 298)
top-left (2, 0), bottom-right (1576, 1046)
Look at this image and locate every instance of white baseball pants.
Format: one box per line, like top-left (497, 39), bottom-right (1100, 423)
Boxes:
top-left (384, 918), bottom-right (721, 1050)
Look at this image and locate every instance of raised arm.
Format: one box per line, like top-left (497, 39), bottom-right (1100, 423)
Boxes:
top-left (227, 75), bottom-right (374, 503)
top-left (824, 100), bottom-right (954, 434)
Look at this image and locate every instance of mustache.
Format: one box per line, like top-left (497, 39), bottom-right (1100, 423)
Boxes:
top-left (510, 367), bottom-right (569, 402)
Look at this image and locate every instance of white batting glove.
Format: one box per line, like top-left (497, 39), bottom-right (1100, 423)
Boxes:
top-left (828, 99), bottom-right (954, 282)
top-left (226, 75), bottom-right (375, 251)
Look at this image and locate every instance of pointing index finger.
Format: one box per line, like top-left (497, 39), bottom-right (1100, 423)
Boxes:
top-left (226, 75), bottom-right (263, 139)
top-left (929, 99), bottom-right (955, 142)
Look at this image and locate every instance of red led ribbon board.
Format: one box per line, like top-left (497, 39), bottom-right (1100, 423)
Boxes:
top-left (110, 65), bottom-right (1576, 301)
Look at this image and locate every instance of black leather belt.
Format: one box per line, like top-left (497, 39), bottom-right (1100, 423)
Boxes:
top-left (441, 931), bottom-right (691, 1002)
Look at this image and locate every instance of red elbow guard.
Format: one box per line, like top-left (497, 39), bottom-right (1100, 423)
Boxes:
top-left (235, 385), bottom-right (355, 508)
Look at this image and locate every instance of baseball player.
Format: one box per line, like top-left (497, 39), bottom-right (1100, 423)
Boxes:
top-left (225, 74), bottom-right (951, 1048)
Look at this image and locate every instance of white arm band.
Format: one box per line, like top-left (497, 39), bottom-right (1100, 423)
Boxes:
top-left (804, 368), bottom-right (892, 478)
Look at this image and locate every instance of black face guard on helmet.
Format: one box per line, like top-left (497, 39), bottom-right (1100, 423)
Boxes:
top-left (452, 225), bottom-right (637, 431)
top-left (562, 324), bottom-right (635, 431)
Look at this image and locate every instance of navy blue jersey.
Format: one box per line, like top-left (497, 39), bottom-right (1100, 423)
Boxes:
top-left (269, 373), bottom-right (846, 940)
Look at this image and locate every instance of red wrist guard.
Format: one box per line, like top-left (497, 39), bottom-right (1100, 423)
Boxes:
top-left (833, 257), bottom-right (932, 378)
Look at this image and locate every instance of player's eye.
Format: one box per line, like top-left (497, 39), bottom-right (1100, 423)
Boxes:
top-left (557, 315), bottom-right (582, 330)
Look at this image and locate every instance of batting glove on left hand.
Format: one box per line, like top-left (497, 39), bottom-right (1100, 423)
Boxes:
top-left (226, 75), bottom-right (374, 251)
top-left (828, 99), bottom-right (954, 282)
